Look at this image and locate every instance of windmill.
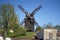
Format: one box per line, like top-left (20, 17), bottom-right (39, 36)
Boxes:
top-left (18, 5), bottom-right (42, 32)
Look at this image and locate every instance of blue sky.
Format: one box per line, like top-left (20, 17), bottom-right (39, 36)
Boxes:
top-left (0, 0), bottom-right (60, 28)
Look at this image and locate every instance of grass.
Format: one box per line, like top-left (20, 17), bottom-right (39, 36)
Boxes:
top-left (7, 32), bottom-right (36, 38)
top-left (17, 32), bottom-right (36, 38)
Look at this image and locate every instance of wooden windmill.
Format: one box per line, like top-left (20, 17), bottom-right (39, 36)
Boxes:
top-left (18, 5), bottom-right (42, 32)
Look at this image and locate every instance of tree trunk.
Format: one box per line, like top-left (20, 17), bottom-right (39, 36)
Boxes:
top-left (3, 31), bottom-right (7, 40)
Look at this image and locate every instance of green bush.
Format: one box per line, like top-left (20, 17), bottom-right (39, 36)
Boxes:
top-left (7, 26), bottom-right (26, 38)
top-left (0, 28), bottom-right (4, 36)
top-left (35, 26), bottom-right (42, 32)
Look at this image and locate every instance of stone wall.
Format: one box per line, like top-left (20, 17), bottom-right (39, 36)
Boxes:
top-left (44, 29), bottom-right (57, 40)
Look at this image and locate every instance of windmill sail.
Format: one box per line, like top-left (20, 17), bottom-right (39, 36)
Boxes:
top-left (18, 5), bottom-right (28, 15)
top-left (31, 5), bottom-right (42, 15)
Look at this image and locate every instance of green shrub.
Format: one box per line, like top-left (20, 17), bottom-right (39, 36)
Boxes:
top-left (7, 26), bottom-right (26, 38)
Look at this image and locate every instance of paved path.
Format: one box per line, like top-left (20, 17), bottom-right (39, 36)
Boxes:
top-left (12, 38), bottom-right (38, 40)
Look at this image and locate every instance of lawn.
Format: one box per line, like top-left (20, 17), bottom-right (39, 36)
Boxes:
top-left (7, 32), bottom-right (36, 38)
top-left (16, 32), bottom-right (36, 38)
